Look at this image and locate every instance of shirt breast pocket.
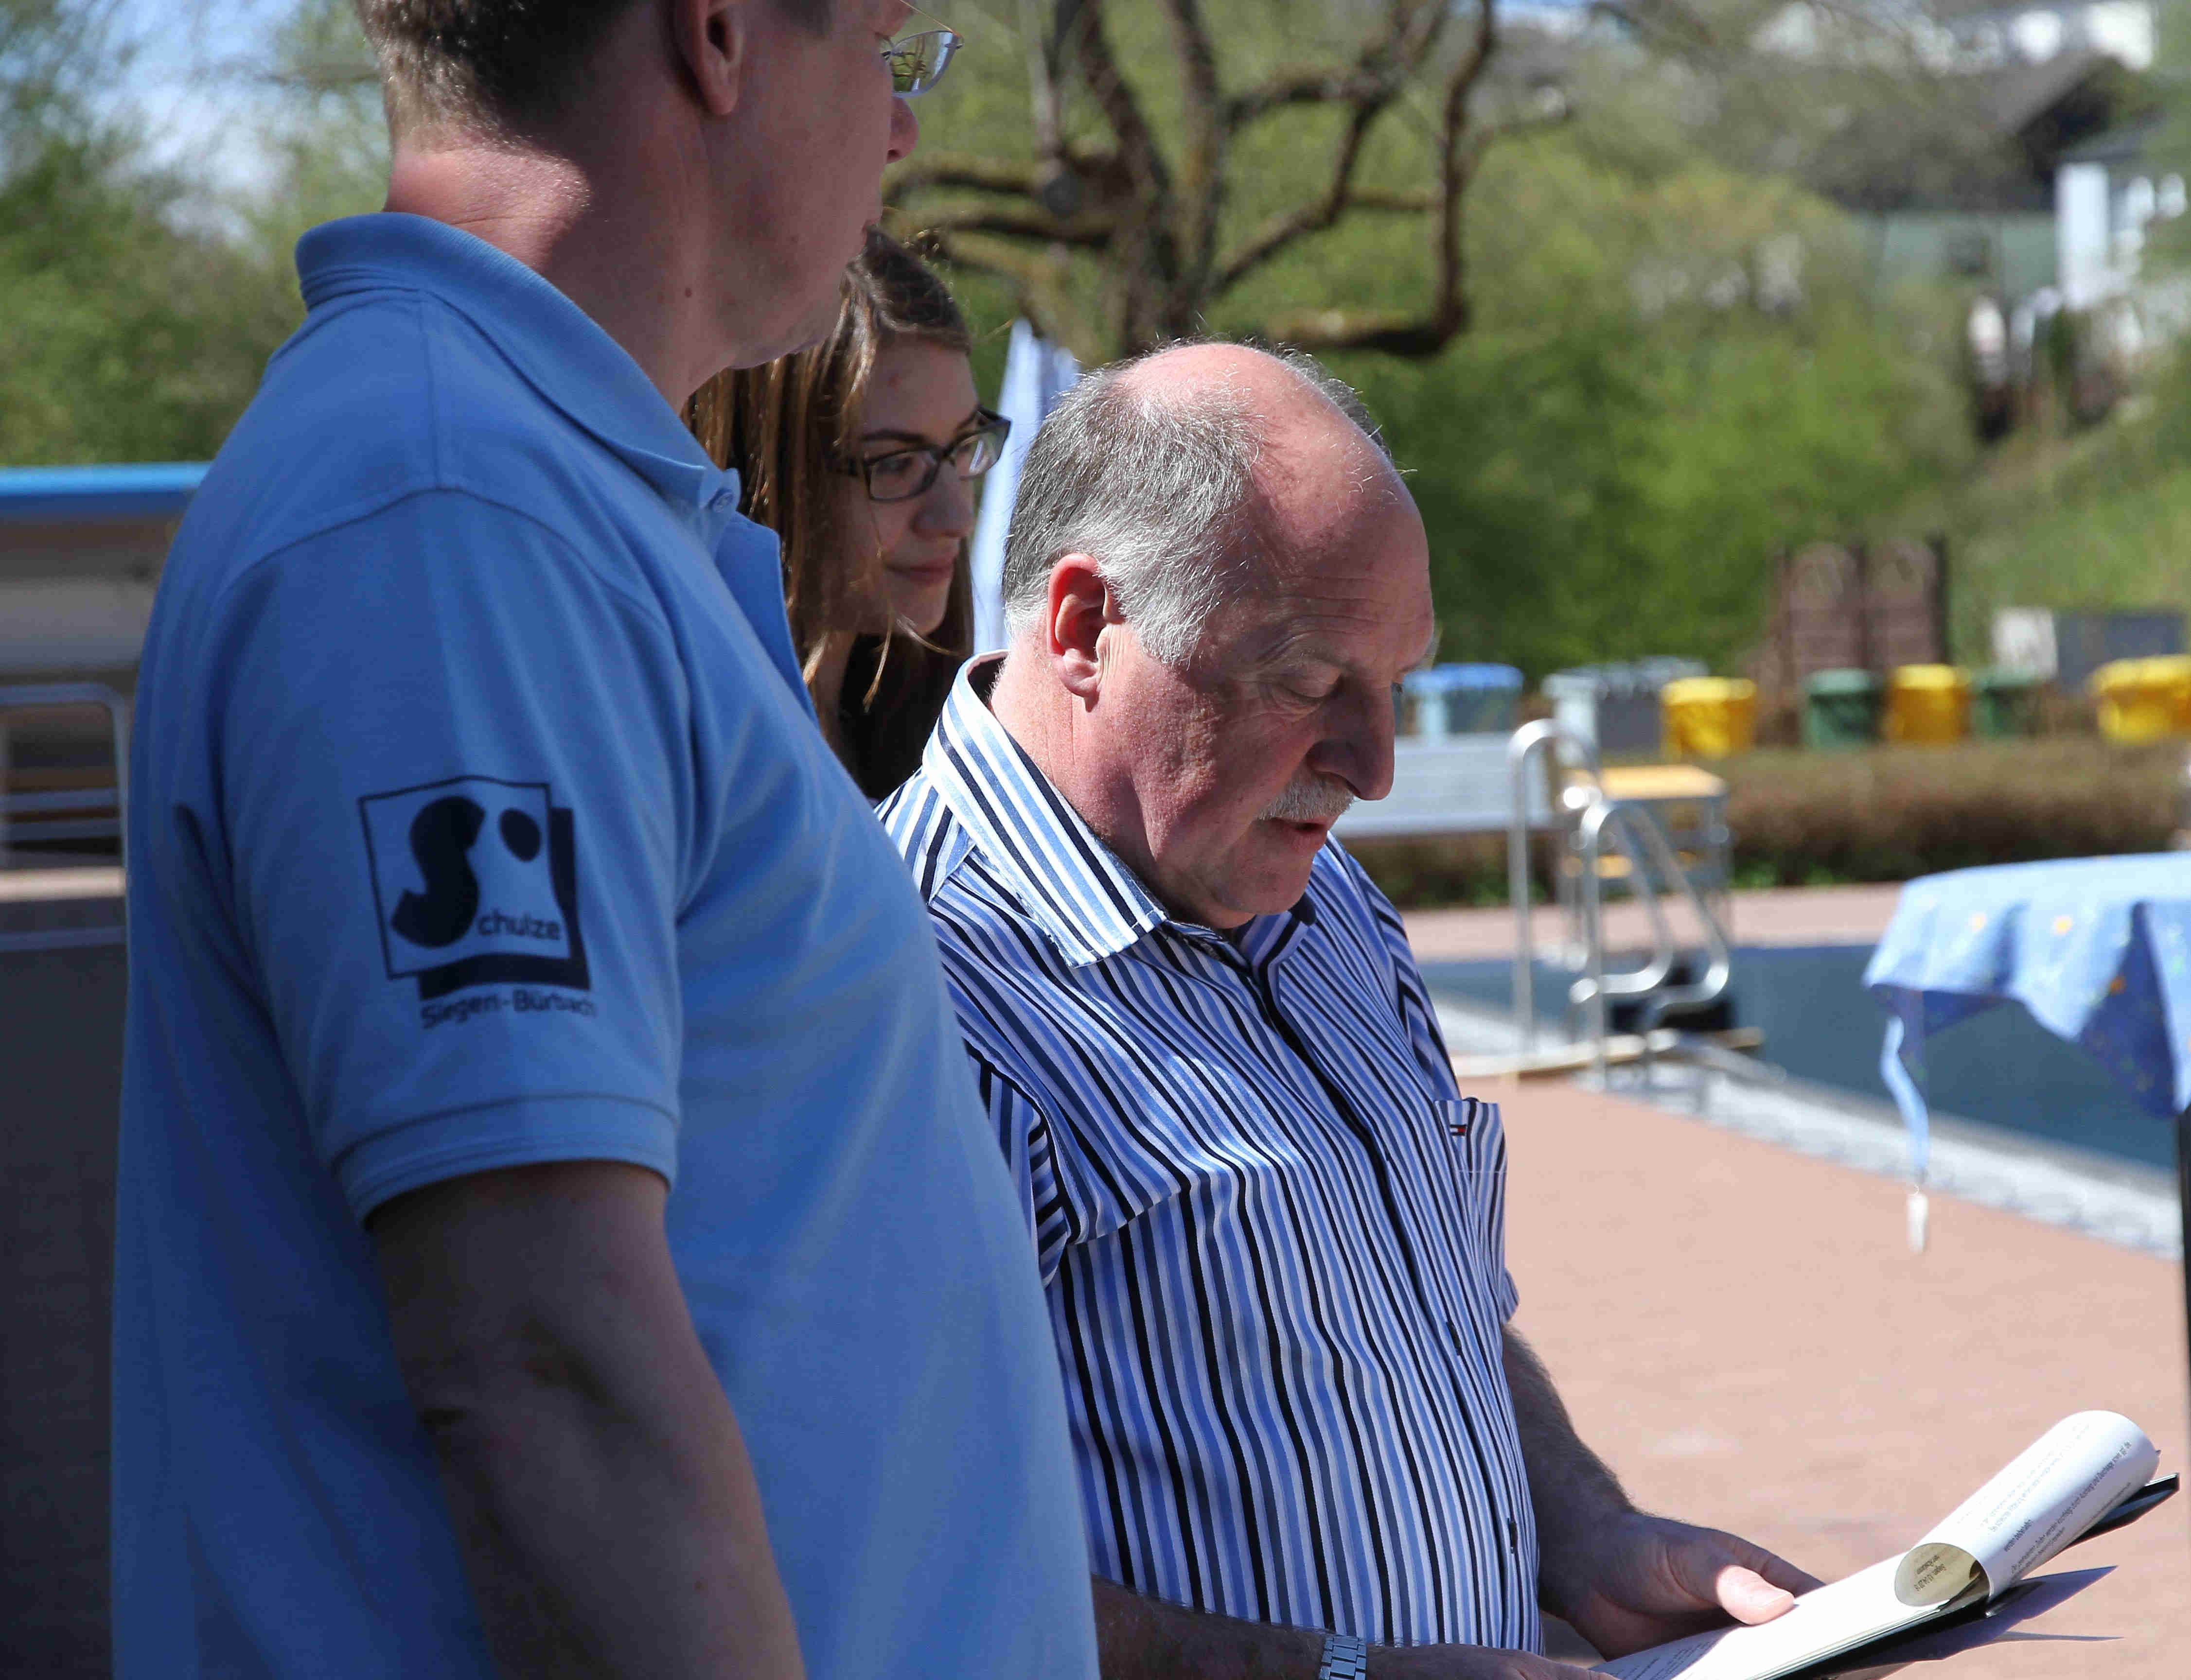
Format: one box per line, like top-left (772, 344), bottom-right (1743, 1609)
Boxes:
top-left (1433, 1095), bottom-right (1515, 1323)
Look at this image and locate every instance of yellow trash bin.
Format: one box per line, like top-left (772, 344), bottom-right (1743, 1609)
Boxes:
top-left (1661, 677), bottom-right (1757, 759)
top-left (2091, 655), bottom-right (2191, 744)
top-left (1885, 665), bottom-right (1971, 745)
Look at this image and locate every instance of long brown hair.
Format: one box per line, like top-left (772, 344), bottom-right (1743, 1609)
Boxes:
top-left (686, 229), bottom-right (974, 799)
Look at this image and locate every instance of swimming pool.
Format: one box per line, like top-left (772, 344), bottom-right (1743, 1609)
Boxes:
top-left (1420, 945), bottom-right (2173, 1173)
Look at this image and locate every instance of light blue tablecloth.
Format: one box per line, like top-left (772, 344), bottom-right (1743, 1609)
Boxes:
top-left (1865, 856), bottom-right (2191, 1184)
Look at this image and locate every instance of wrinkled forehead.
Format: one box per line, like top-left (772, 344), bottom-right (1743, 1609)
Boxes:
top-left (1214, 474), bottom-right (1436, 672)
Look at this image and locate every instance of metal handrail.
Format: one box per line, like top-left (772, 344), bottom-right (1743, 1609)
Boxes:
top-left (0, 682), bottom-right (129, 853)
top-left (4, 787), bottom-right (122, 815)
top-left (0, 682), bottom-right (129, 953)
top-left (1569, 800), bottom-right (1679, 1004)
top-left (1572, 796), bottom-right (1732, 1085)
top-left (1505, 717), bottom-right (1732, 1083)
top-left (1507, 719), bottom-right (1600, 1052)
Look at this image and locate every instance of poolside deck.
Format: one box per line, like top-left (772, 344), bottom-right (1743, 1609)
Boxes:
top-left (1404, 883), bottom-right (1908, 963)
top-left (1501, 1078), bottom-right (2189, 1676)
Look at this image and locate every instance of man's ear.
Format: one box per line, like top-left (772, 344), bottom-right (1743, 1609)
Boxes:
top-left (672, 0), bottom-right (746, 118)
top-left (1047, 554), bottom-right (1118, 702)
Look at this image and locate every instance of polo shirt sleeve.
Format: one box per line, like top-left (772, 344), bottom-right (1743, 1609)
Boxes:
top-left (203, 490), bottom-right (689, 1222)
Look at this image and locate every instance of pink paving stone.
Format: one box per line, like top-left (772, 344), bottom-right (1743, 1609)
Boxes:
top-left (1496, 1079), bottom-right (2190, 1678)
top-left (1404, 884), bottom-right (1912, 965)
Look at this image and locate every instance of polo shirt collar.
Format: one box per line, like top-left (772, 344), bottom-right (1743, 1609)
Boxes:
top-left (922, 659), bottom-right (1170, 967)
top-left (296, 213), bottom-right (738, 523)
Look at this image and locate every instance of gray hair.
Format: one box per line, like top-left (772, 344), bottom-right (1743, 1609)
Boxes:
top-left (999, 344), bottom-right (1386, 667)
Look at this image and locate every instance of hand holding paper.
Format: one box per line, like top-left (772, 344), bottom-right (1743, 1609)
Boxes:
top-left (1591, 1412), bottom-right (2162, 1680)
top-left (1553, 1511), bottom-right (1820, 1659)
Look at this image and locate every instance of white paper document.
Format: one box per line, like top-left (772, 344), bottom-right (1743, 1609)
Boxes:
top-left (1592, 1412), bottom-right (2158, 1680)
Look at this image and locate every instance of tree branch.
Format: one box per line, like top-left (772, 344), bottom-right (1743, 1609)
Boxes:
top-left (1207, 0), bottom-right (1462, 304)
top-left (1260, 306), bottom-right (1465, 358)
top-left (884, 152), bottom-right (1052, 202)
top-left (1261, 0), bottom-right (1501, 360)
top-left (1587, 0), bottom-right (1720, 59)
top-left (1019, 0), bottom-right (1074, 163)
top-left (909, 232), bottom-right (1085, 357)
top-left (1464, 101), bottom-right (1572, 172)
top-left (1157, 0), bottom-right (1226, 293)
top-left (1070, 0), bottom-right (1170, 201)
top-left (1417, 0), bottom-right (1499, 345)
top-left (1212, 99), bottom-right (1382, 294)
top-left (899, 204), bottom-right (1113, 249)
top-left (1223, 0), bottom-right (1450, 132)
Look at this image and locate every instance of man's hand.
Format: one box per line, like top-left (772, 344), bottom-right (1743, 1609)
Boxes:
top-left (1539, 1510), bottom-right (1821, 1660)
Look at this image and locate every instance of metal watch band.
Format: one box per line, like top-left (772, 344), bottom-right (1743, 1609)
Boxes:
top-left (1317, 1632), bottom-right (1370, 1680)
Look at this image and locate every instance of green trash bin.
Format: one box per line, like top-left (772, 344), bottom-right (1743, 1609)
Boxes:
top-left (1973, 668), bottom-right (2043, 738)
top-left (1802, 668), bottom-right (1883, 750)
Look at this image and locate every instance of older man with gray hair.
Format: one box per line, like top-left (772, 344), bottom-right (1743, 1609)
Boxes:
top-left (882, 342), bottom-right (1814, 1678)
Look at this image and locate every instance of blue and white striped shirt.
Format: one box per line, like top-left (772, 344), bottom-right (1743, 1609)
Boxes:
top-left (880, 663), bottom-right (1541, 1651)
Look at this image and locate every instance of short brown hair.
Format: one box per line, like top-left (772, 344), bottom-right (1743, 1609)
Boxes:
top-left (687, 229), bottom-right (975, 798)
top-left (355, 0), bottom-right (830, 137)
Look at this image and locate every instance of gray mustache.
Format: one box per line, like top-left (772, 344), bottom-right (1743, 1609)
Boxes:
top-left (1261, 774), bottom-right (1356, 825)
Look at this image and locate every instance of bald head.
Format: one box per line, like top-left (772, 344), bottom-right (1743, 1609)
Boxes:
top-left (987, 340), bottom-right (1434, 929)
top-left (999, 341), bottom-right (1408, 666)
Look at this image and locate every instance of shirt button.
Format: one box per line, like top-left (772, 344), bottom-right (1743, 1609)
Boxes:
top-left (709, 489), bottom-right (737, 511)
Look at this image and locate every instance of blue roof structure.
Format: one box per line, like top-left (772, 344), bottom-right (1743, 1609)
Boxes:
top-left (1403, 663), bottom-right (1523, 694)
top-left (0, 463), bottom-right (208, 524)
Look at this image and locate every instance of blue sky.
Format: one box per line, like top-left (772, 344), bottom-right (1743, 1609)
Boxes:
top-left (107, 0), bottom-right (315, 195)
top-left (105, 0), bottom-right (1601, 204)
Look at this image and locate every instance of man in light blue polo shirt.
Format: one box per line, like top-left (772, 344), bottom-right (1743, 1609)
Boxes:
top-left (113, 2), bottom-right (1096, 1677)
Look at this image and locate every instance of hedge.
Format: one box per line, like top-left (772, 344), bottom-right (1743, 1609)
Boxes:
top-left (1349, 739), bottom-right (2186, 910)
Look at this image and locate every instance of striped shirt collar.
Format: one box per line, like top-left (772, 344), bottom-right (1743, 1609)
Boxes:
top-left (922, 657), bottom-right (1195, 968)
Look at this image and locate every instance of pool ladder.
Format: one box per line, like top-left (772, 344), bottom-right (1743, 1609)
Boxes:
top-left (1503, 720), bottom-right (1735, 1087)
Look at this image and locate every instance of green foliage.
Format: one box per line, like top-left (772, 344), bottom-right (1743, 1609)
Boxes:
top-left (1908, 340), bottom-right (2191, 654)
top-left (0, 0), bottom-right (384, 465)
top-left (1353, 738), bottom-right (2184, 909)
top-left (914, 12), bottom-right (1974, 675)
top-left (1, 0), bottom-right (1976, 694)
top-left (1335, 150), bottom-right (1970, 675)
top-left (0, 133), bottom-right (296, 463)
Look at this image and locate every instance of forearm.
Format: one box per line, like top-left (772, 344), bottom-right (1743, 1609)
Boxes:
top-left (418, 1345), bottom-right (800, 1680)
top-left (374, 1163), bottom-right (802, 1680)
top-left (1094, 1576), bottom-right (1321, 1680)
top-left (1093, 1577), bottom-right (1584, 1680)
top-left (1501, 1327), bottom-right (1632, 1614)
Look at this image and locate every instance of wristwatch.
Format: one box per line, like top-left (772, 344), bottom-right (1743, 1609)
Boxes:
top-left (1317, 1633), bottom-right (1370, 1680)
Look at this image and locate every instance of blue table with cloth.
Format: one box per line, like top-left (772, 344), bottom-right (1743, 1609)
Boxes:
top-left (1865, 854), bottom-right (2191, 1402)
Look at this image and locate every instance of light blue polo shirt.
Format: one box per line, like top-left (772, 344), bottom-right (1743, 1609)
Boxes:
top-left (113, 213), bottom-right (1097, 1680)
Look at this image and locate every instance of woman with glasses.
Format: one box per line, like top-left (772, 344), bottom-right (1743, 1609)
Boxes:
top-left (688, 227), bottom-right (1006, 798)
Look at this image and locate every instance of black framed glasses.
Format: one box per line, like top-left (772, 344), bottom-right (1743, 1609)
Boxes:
top-left (883, 28), bottom-right (960, 97)
top-left (843, 410), bottom-right (1010, 502)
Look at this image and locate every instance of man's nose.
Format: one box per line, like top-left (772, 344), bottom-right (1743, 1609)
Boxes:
top-left (887, 97), bottom-right (919, 167)
top-left (1312, 684), bottom-right (1397, 803)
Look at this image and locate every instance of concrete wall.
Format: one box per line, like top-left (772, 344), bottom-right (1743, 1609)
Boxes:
top-left (0, 939), bottom-right (124, 1677)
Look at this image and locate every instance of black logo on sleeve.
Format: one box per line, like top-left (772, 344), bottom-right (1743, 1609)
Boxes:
top-left (360, 776), bottom-right (589, 1000)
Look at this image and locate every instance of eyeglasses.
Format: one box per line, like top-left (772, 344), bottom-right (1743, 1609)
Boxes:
top-left (883, 28), bottom-right (960, 97)
top-left (842, 410), bottom-right (1011, 502)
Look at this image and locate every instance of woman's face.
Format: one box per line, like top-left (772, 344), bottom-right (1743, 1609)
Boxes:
top-left (836, 339), bottom-right (983, 640)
